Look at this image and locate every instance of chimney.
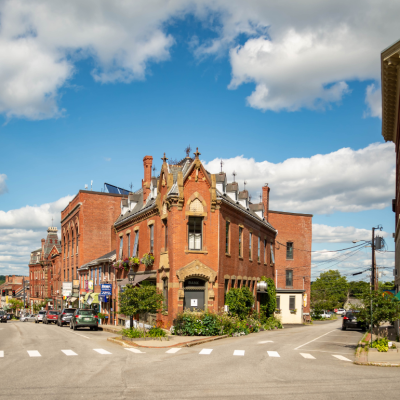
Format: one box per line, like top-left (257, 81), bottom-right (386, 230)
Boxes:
top-left (142, 155), bottom-right (153, 203)
top-left (262, 184), bottom-right (270, 222)
top-left (41, 238), bottom-right (45, 255)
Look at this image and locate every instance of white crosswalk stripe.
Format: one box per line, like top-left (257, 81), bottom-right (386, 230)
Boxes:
top-left (233, 350), bottom-right (245, 356)
top-left (258, 341), bottom-right (274, 344)
top-left (333, 355), bottom-right (352, 362)
top-left (27, 350), bottom-right (41, 357)
top-left (300, 353), bottom-right (315, 359)
top-left (267, 351), bottom-right (280, 358)
top-left (125, 348), bottom-right (145, 354)
top-left (61, 350), bottom-right (77, 356)
top-left (0, 351), bottom-right (4, 358)
top-left (93, 349), bottom-right (111, 355)
top-left (199, 349), bottom-right (213, 355)
top-left (166, 348), bottom-right (181, 354)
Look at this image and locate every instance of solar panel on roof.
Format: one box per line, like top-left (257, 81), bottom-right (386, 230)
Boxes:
top-left (104, 183), bottom-right (130, 195)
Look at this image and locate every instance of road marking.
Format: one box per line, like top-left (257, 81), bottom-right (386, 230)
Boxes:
top-left (300, 353), bottom-right (315, 359)
top-left (27, 350), bottom-right (41, 357)
top-left (166, 348), bottom-right (181, 354)
top-left (294, 330), bottom-right (337, 350)
top-left (71, 332), bottom-right (90, 339)
top-left (267, 351), bottom-right (280, 358)
top-left (93, 349), bottom-right (111, 355)
top-left (258, 341), bottom-right (274, 344)
top-left (300, 350), bottom-right (353, 354)
top-left (199, 349), bottom-right (213, 355)
top-left (0, 351), bottom-right (3, 357)
top-left (233, 350), bottom-right (245, 356)
top-left (333, 355), bottom-right (352, 362)
top-left (61, 350), bottom-right (77, 356)
top-left (125, 348), bottom-right (145, 354)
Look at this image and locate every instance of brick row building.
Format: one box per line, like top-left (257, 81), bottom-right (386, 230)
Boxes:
top-left (26, 149), bottom-right (312, 325)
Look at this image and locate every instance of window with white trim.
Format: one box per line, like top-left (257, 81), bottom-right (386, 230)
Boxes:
top-left (188, 217), bottom-right (202, 250)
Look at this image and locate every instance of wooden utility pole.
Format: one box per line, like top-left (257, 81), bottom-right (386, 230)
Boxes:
top-left (372, 227), bottom-right (376, 290)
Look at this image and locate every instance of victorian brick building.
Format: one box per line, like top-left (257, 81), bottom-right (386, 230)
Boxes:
top-left (28, 227), bottom-right (61, 310)
top-left (112, 149), bottom-right (282, 327)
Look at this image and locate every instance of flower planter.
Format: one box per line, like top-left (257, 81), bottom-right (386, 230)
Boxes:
top-left (368, 348), bottom-right (400, 363)
top-left (122, 335), bottom-right (171, 342)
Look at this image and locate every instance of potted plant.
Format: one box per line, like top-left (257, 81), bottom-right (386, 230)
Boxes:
top-left (129, 257), bottom-right (140, 268)
top-left (141, 253), bottom-right (155, 267)
top-left (290, 308), bottom-right (297, 314)
top-left (275, 308), bottom-right (281, 314)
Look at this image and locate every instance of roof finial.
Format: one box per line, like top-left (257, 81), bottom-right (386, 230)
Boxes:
top-left (233, 170), bottom-right (236, 182)
top-left (185, 145), bottom-right (192, 158)
top-left (161, 153), bottom-right (168, 163)
top-left (259, 193), bottom-right (262, 203)
top-left (244, 180), bottom-right (247, 190)
top-left (194, 147), bottom-right (201, 159)
top-left (51, 217), bottom-right (53, 227)
top-left (220, 160), bottom-right (224, 173)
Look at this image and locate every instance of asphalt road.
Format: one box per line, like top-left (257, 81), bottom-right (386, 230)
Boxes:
top-left (1, 318), bottom-right (399, 399)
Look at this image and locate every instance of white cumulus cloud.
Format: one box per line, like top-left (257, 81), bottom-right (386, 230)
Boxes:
top-left (313, 224), bottom-right (388, 243)
top-left (204, 142), bottom-right (395, 215)
top-left (364, 83), bottom-right (382, 118)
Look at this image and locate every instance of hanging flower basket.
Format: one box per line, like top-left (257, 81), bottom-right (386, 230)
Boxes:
top-left (141, 253), bottom-right (155, 267)
top-left (113, 257), bottom-right (140, 272)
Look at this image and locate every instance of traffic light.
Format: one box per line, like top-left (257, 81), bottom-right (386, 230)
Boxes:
top-left (12, 290), bottom-right (15, 296)
top-left (1, 290), bottom-right (5, 296)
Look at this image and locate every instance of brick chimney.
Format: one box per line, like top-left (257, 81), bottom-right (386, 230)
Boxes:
top-left (142, 155), bottom-right (153, 203)
top-left (262, 184), bottom-right (270, 222)
top-left (41, 238), bottom-right (45, 258)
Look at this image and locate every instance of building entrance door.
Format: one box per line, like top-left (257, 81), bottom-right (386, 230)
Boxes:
top-left (184, 278), bottom-right (206, 311)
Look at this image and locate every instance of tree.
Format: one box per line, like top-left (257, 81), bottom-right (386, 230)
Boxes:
top-left (356, 290), bottom-right (400, 329)
top-left (225, 287), bottom-right (254, 318)
top-left (7, 299), bottom-right (24, 314)
top-left (119, 283), bottom-right (164, 332)
top-left (311, 270), bottom-right (348, 310)
top-left (379, 281), bottom-right (395, 291)
top-left (32, 301), bottom-right (47, 313)
top-left (260, 276), bottom-right (277, 319)
top-left (348, 281), bottom-right (370, 298)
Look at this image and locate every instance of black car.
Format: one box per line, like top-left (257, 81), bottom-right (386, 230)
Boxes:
top-left (0, 310), bottom-right (7, 323)
top-left (57, 308), bottom-right (77, 327)
top-left (342, 311), bottom-right (365, 330)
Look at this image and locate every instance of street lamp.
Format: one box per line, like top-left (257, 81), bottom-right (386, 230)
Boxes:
top-left (128, 268), bottom-right (136, 284)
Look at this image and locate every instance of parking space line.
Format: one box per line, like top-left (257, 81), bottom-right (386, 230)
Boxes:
top-left (199, 349), bottom-right (213, 355)
top-left (27, 350), bottom-right (41, 357)
top-left (125, 348), bottom-right (145, 354)
top-left (267, 351), bottom-right (280, 358)
top-left (93, 349), bottom-right (111, 355)
top-left (333, 355), bottom-right (352, 362)
top-left (0, 351), bottom-right (3, 357)
top-left (61, 350), bottom-right (78, 356)
top-left (166, 348), bottom-right (181, 354)
top-left (259, 341), bottom-right (274, 344)
top-left (233, 350), bottom-right (245, 356)
top-left (294, 330), bottom-right (337, 350)
top-left (300, 353), bottom-right (315, 359)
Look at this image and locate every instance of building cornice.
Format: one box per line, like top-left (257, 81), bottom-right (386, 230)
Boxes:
top-left (381, 39), bottom-right (400, 143)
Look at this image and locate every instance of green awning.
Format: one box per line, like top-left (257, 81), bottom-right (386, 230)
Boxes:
top-left (85, 292), bottom-right (100, 304)
top-left (392, 292), bottom-right (400, 302)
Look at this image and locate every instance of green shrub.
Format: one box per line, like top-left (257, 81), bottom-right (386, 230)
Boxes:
top-left (122, 328), bottom-right (143, 338)
top-left (148, 327), bottom-right (167, 338)
top-left (173, 310), bottom-right (221, 336)
top-left (371, 337), bottom-right (394, 352)
top-left (260, 277), bottom-right (277, 320)
top-left (225, 287), bottom-right (254, 318)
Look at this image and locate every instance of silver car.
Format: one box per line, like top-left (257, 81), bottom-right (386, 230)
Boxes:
top-left (35, 310), bottom-right (46, 323)
top-left (21, 314), bottom-right (36, 322)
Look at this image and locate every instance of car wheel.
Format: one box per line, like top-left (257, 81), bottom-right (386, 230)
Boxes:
top-left (70, 323), bottom-right (73, 330)
top-left (73, 323), bottom-right (77, 331)
top-left (342, 326), bottom-right (346, 331)
top-left (94, 327), bottom-right (98, 331)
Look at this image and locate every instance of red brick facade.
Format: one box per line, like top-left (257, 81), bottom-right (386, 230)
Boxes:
top-left (268, 210), bottom-right (312, 313)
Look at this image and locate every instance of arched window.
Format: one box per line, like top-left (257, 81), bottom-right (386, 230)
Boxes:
top-left (76, 227), bottom-right (79, 254)
top-left (71, 230), bottom-right (74, 258)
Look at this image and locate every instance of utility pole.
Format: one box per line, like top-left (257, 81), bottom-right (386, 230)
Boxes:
top-left (370, 225), bottom-right (382, 346)
top-left (23, 277), bottom-right (25, 310)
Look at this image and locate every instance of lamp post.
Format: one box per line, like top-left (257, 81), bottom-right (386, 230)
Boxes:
top-left (127, 267), bottom-right (136, 329)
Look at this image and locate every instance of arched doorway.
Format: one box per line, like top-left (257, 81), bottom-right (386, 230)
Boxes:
top-left (184, 278), bottom-right (206, 310)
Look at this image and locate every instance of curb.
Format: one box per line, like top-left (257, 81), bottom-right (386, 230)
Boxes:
top-left (354, 361), bottom-right (400, 367)
top-left (107, 334), bottom-right (229, 349)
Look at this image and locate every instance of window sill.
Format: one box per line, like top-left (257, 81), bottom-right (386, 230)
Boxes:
top-left (185, 250), bottom-right (208, 254)
top-left (286, 258), bottom-right (294, 261)
top-left (225, 253), bottom-right (231, 257)
top-left (239, 256), bottom-right (243, 260)
top-left (160, 250), bottom-right (168, 255)
top-left (249, 259), bottom-right (253, 262)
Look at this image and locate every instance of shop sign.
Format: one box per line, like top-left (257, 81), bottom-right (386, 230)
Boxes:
top-left (101, 284), bottom-right (112, 296)
top-left (88, 280), bottom-right (93, 291)
top-left (99, 294), bottom-right (108, 303)
top-left (72, 280), bottom-right (80, 289)
top-left (62, 282), bottom-right (72, 297)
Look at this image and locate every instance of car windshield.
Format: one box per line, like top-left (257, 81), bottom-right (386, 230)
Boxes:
top-left (39, 311), bottom-right (46, 314)
top-left (64, 309), bottom-right (76, 314)
top-left (49, 311), bottom-right (59, 315)
top-left (78, 310), bottom-right (95, 316)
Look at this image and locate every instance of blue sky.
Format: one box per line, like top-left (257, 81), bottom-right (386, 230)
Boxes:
top-left (0, 1), bottom-right (397, 279)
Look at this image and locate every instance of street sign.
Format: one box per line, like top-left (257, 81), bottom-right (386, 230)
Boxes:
top-left (101, 284), bottom-right (112, 296)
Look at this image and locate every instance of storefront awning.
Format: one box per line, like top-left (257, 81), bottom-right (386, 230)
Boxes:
top-left (392, 292), bottom-right (400, 301)
top-left (118, 273), bottom-right (155, 287)
top-left (85, 293), bottom-right (100, 304)
top-left (68, 297), bottom-right (78, 302)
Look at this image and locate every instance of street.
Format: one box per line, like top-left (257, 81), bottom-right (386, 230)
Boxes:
top-left (1, 319), bottom-right (399, 399)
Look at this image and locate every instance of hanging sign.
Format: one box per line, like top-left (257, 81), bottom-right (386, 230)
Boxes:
top-left (101, 284), bottom-right (112, 296)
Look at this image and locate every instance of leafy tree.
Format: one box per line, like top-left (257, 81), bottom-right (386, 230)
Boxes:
top-left (260, 276), bottom-right (277, 319)
top-left (348, 281), bottom-right (370, 298)
top-left (379, 281), bottom-right (395, 291)
top-left (356, 290), bottom-right (400, 328)
top-left (7, 299), bottom-right (24, 314)
top-left (311, 270), bottom-right (348, 310)
top-left (225, 287), bottom-right (254, 318)
top-left (32, 301), bottom-right (47, 313)
top-left (119, 283), bottom-right (164, 332)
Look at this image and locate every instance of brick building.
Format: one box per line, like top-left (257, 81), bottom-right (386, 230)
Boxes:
top-left (268, 211), bottom-right (312, 323)
top-left (111, 150), bottom-right (279, 327)
top-left (28, 227), bottom-right (61, 310)
top-left (61, 190), bottom-right (124, 308)
top-left (0, 275), bottom-right (29, 310)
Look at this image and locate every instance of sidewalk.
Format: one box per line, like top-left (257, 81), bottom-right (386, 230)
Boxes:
top-left (98, 325), bottom-right (122, 334)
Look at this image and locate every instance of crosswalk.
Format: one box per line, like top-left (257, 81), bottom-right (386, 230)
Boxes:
top-left (0, 348), bottom-right (352, 362)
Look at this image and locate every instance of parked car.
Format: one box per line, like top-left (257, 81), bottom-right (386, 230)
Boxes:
top-left (342, 310), bottom-right (365, 330)
top-left (6, 313), bottom-right (14, 320)
top-left (336, 308), bottom-right (346, 316)
top-left (57, 308), bottom-right (77, 327)
top-left (35, 310), bottom-right (46, 323)
top-left (70, 309), bottom-right (99, 331)
top-left (21, 314), bottom-right (36, 322)
top-left (43, 310), bottom-right (60, 324)
top-left (0, 310), bottom-right (7, 323)
top-left (321, 310), bottom-right (332, 319)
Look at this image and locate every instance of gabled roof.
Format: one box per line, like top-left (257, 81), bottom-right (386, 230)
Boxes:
top-left (226, 182), bottom-right (238, 192)
top-left (216, 173), bottom-right (226, 183)
top-left (78, 250), bottom-right (117, 270)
